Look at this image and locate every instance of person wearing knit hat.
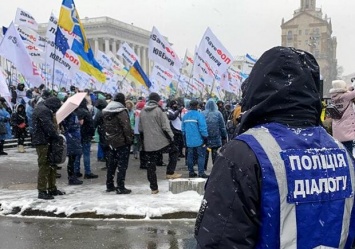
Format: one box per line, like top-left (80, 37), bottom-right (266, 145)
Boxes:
top-left (103, 92), bottom-right (133, 194)
top-left (139, 92), bottom-right (182, 194)
top-left (148, 92), bottom-right (161, 103)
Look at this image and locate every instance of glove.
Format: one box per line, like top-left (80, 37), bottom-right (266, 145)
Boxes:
top-left (203, 137), bottom-right (208, 147)
top-left (222, 137), bottom-right (227, 146)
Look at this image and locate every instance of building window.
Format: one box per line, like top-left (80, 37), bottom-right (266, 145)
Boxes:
top-left (305, 29), bottom-right (309, 35)
top-left (287, 31), bottom-right (293, 40)
top-left (299, 30), bottom-right (302, 35)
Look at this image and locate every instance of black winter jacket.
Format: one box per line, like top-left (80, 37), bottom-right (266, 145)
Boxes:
top-left (103, 101), bottom-right (133, 149)
top-left (93, 99), bottom-right (108, 147)
top-left (195, 46), bottom-right (322, 248)
top-left (32, 97), bottom-right (61, 146)
top-left (76, 99), bottom-right (95, 143)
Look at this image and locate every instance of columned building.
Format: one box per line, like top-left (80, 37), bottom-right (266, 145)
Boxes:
top-left (281, 0), bottom-right (337, 98)
top-left (38, 16), bottom-right (152, 74)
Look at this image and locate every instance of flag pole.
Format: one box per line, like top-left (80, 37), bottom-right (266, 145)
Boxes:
top-left (50, 45), bottom-right (57, 91)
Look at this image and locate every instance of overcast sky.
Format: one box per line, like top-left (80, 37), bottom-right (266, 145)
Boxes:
top-left (0, 0), bottom-right (354, 75)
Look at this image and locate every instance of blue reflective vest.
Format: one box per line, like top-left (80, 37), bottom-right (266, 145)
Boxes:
top-left (236, 123), bottom-right (355, 249)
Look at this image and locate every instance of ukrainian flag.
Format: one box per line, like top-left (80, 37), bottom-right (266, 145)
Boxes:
top-left (129, 61), bottom-right (151, 89)
top-left (56, 0), bottom-right (105, 82)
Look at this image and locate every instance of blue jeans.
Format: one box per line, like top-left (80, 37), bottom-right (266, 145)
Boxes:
top-left (97, 143), bottom-right (104, 160)
top-left (187, 146), bottom-right (206, 176)
top-left (74, 142), bottom-right (91, 174)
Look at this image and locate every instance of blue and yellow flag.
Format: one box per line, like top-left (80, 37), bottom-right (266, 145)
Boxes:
top-left (55, 0), bottom-right (105, 82)
top-left (129, 61), bottom-right (151, 89)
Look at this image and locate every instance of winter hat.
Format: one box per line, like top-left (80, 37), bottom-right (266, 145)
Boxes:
top-left (149, 92), bottom-right (161, 103)
top-left (136, 101), bottom-right (145, 110)
top-left (113, 93), bottom-right (126, 105)
top-left (189, 100), bottom-right (199, 109)
top-left (329, 80), bottom-right (348, 94)
top-left (125, 100), bottom-right (134, 108)
top-left (169, 100), bottom-right (178, 108)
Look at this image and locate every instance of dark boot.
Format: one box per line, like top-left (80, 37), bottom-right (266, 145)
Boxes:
top-left (68, 176), bottom-right (83, 185)
top-left (116, 188), bottom-right (132, 194)
top-left (38, 191), bottom-right (54, 200)
top-left (0, 140), bottom-right (7, 155)
top-left (48, 188), bottom-right (66, 196)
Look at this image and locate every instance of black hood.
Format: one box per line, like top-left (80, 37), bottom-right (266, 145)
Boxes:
top-left (95, 99), bottom-right (108, 110)
top-left (44, 97), bottom-right (62, 113)
top-left (238, 46), bottom-right (322, 135)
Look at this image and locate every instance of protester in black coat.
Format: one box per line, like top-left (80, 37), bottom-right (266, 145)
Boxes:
top-left (10, 103), bottom-right (28, 153)
top-left (93, 99), bottom-right (108, 169)
top-left (93, 99), bottom-right (108, 150)
top-left (32, 97), bottom-right (64, 200)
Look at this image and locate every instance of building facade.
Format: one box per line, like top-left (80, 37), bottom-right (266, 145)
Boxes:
top-left (281, 0), bottom-right (337, 98)
top-left (38, 16), bottom-right (153, 75)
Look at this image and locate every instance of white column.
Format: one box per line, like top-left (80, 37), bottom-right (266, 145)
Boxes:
top-left (137, 45), bottom-right (142, 63)
top-left (94, 39), bottom-right (99, 55)
top-left (99, 39), bottom-right (104, 52)
top-left (147, 47), bottom-right (152, 75)
top-left (112, 40), bottom-right (117, 54)
top-left (142, 47), bottom-right (147, 72)
top-left (105, 38), bottom-right (110, 54)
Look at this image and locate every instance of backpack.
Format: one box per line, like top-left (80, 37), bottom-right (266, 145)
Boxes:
top-left (48, 134), bottom-right (67, 165)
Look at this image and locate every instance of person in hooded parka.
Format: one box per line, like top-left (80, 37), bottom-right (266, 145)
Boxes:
top-left (201, 99), bottom-right (227, 170)
top-left (195, 46), bottom-right (355, 249)
top-left (32, 97), bottom-right (65, 200)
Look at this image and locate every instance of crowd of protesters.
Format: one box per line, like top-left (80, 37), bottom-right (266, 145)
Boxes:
top-left (0, 83), bottom-right (236, 199)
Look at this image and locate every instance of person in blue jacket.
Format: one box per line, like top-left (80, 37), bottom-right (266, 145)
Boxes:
top-left (0, 97), bottom-right (12, 155)
top-left (202, 99), bottom-right (227, 170)
top-left (182, 100), bottom-right (209, 178)
top-left (195, 46), bottom-right (355, 248)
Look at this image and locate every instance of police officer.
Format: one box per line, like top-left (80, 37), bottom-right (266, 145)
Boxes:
top-left (195, 46), bottom-right (355, 248)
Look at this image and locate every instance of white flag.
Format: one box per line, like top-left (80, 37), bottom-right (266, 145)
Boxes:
top-left (150, 64), bottom-right (175, 87)
top-left (14, 8), bottom-right (38, 31)
top-left (107, 51), bottom-right (127, 74)
top-left (96, 50), bottom-right (113, 69)
top-left (196, 27), bottom-right (234, 77)
top-left (181, 49), bottom-right (194, 77)
top-left (148, 26), bottom-right (181, 75)
top-left (44, 14), bottom-right (79, 77)
top-left (116, 42), bottom-right (139, 66)
top-left (17, 25), bottom-right (45, 50)
top-left (0, 66), bottom-right (10, 98)
top-left (0, 22), bottom-right (43, 87)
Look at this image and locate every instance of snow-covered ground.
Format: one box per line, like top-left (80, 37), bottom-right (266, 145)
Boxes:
top-left (0, 147), bottom-right (205, 219)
